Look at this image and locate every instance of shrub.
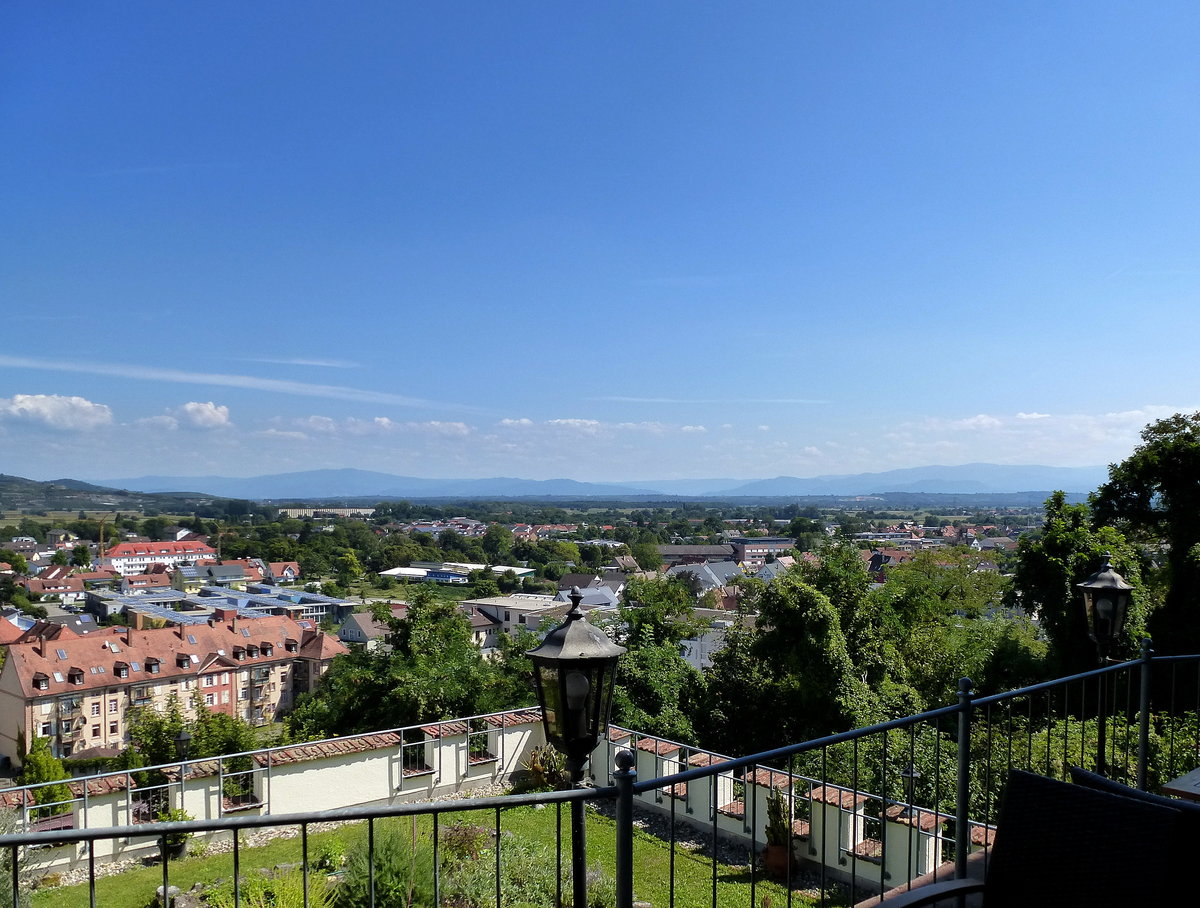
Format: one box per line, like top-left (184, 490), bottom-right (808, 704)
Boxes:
top-left (335, 826), bottom-right (435, 908)
top-left (313, 838), bottom-right (346, 872)
top-left (207, 867), bottom-right (333, 908)
top-left (440, 822), bottom-right (491, 864)
top-left (516, 745), bottom-right (568, 792)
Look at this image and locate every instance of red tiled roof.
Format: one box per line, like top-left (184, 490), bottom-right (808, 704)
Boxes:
top-left (884, 804), bottom-right (949, 830)
top-left (635, 737), bottom-right (680, 756)
top-left (105, 541), bottom-right (215, 557)
top-left (259, 732), bottom-right (402, 766)
top-left (810, 786), bottom-right (869, 808)
top-left (5, 616), bottom-right (344, 698)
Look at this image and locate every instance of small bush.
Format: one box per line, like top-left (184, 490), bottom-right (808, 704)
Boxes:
top-left (313, 839), bottom-right (346, 872)
top-left (441, 822), bottom-right (491, 864)
top-left (206, 867), bottom-right (333, 908)
top-left (516, 745), bottom-right (568, 792)
top-left (335, 827), bottom-right (435, 908)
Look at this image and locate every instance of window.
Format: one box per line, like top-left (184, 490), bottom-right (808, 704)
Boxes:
top-left (221, 691), bottom-right (230, 704)
top-left (56, 649), bottom-right (68, 660)
top-left (91, 726), bottom-right (99, 738)
top-left (220, 672), bottom-right (229, 684)
top-left (33, 676), bottom-right (48, 691)
top-left (204, 693), bottom-right (215, 706)
top-left (108, 721), bottom-right (118, 735)
top-left (40, 722), bottom-right (51, 737)
top-left (204, 675), bottom-right (216, 687)
top-left (147, 661), bottom-right (160, 674)
top-left (239, 687), bottom-right (248, 701)
top-left (91, 702), bottom-right (100, 717)
top-left (108, 699), bottom-right (117, 714)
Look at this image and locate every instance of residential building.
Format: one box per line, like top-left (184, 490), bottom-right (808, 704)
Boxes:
top-left (729, 537), bottom-right (796, 568)
top-left (99, 541), bottom-right (216, 575)
top-left (0, 611), bottom-right (347, 763)
top-left (656, 544), bottom-right (735, 567)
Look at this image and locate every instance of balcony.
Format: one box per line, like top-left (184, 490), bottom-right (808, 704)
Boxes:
top-left (3, 650), bottom-right (1198, 906)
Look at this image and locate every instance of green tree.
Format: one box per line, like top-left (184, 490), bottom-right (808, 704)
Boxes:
top-left (69, 544), bottom-right (92, 568)
top-left (481, 524), bottom-right (513, 560)
top-left (1007, 492), bottom-right (1146, 674)
top-left (611, 636), bottom-right (705, 743)
top-left (619, 575), bottom-right (705, 647)
top-left (698, 574), bottom-right (875, 755)
top-left (1092, 411), bottom-right (1200, 654)
top-left (49, 550), bottom-right (69, 566)
top-left (629, 542), bottom-right (661, 571)
top-left (19, 738), bottom-right (71, 816)
top-left (0, 551), bottom-right (29, 575)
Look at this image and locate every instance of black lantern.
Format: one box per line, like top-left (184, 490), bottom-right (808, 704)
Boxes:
top-left (1077, 554), bottom-right (1133, 658)
top-left (900, 764), bottom-right (921, 818)
top-left (176, 728), bottom-right (192, 761)
top-left (527, 588), bottom-right (626, 908)
top-left (527, 588), bottom-right (626, 775)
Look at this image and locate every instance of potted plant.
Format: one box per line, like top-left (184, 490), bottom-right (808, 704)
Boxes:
top-left (156, 807), bottom-right (194, 860)
top-left (763, 787), bottom-right (791, 879)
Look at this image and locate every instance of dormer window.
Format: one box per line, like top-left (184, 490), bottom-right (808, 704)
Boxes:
top-left (114, 662), bottom-right (129, 679)
top-left (247, 645), bottom-right (259, 658)
top-left (68, 669), bottom-right (84, 685)
top-left (32, 673), bottom-right (49, 691)
top-left (146, 658), bottom-right (160, 674)
top-left (233, 646), bottom-right (246, 661)
top-left (285, 639), bottom-right (298, 653)
top-left (176, 654), bottom-right (191, 669)
top-left (261, 643), bottom-right (273, 657)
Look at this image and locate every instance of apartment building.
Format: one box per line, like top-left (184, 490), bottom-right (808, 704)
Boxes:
top-left (0, 612), bottom-right (347, 764)
top-left (100, 540), bottom-right (216, 574)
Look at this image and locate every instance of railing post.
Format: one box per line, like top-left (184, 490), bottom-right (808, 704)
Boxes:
top-left (1138, 637), bottom-right (1154, 791)
top-left (955, 677), bottom-right (973, 880)
top-left (614, 749), bottom-right (636, 908)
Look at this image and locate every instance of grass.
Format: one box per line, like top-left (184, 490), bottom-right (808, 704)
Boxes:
top-left (30, 804), bottom-right (836, 908)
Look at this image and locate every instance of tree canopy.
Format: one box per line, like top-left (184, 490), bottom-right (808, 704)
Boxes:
top-left (1093, 411), bottom-right (1200, 654)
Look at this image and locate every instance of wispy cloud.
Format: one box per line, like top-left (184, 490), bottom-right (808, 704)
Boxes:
top-left (241, 356), bottom-right (360, 369)
top-left (591, 396), bottom-right (826, 405)
top-left (0, 355), bottom-right (459, 410)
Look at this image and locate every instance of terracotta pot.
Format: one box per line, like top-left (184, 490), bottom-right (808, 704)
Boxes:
top-left (763, 843), bottom-right (790, 879)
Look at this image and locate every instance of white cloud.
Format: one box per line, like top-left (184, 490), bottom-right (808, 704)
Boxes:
top-left (0, 394), bottom-right (113, 430)
top-left (177, 401), bottom-right (231, 429)
top-left (1016, 412), bottom-right (1051, 420)
top-left (0, 354), bottom-right (455, 410)
top-left (681, 425), bottom-right (707, 433)
top-left (413, 421), bottom-right (471, 437)
top-left (499, 418), bottom-right (534, 427)
top-left (757, 425), bottom-right (771, 432)
top-left (956, 414), bottom-right (1002, 430)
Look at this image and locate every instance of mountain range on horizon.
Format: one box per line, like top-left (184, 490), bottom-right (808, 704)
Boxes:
top-left (92, 463), bottom-right (1111, 500)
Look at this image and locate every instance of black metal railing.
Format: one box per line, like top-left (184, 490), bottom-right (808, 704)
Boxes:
top-left (3, 646), bottom-right (1200, 908)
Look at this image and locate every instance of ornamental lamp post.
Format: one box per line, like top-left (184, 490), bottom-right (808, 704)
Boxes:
top-left (175, 728), bottom-right (192, 763)
top-left (1077, 554), bottom-right (1133, 776)
top-left (1077, 554), bottom-right (1134, 663)
top-left (527, 587), bottom-right (626, 908)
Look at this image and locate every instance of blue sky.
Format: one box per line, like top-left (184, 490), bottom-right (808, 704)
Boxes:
top-left (2, 2), bottom-right (1198, 482)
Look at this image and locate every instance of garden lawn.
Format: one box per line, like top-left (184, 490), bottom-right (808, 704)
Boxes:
top-left (31, 805), bottom-right (832, 908)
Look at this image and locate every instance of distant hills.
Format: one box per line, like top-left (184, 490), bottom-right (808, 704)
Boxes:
top-left (93, 463), bottom-right (1109, 501)
top-left (0, 473), bottom-right (227, 513)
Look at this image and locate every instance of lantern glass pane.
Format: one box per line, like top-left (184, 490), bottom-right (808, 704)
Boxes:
top-left (538, 665), bottom-right (560, 738)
